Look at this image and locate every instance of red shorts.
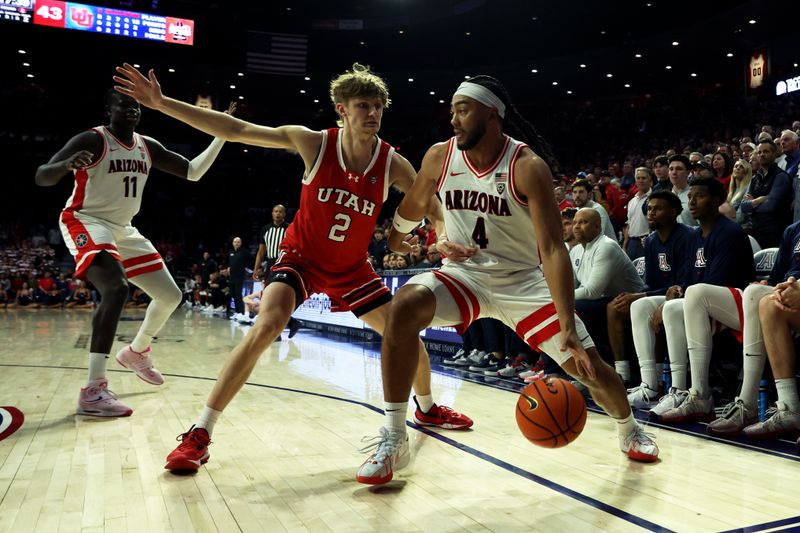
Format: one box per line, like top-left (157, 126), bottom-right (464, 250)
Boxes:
top-left (271, 249), bottom-right (391, 315)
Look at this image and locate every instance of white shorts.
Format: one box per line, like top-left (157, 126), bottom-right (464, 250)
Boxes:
top-left (408, 264), bottom-right (594, 364)
top-left (59, 210), bottom-right (164, 280)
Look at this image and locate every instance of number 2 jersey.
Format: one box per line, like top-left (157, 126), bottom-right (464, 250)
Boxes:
top-left (62, 126), bottom-right (152, 226)
top-left (280, 128), bottom-right (393, 273)
top-left (437, 135), bottom-right (539, 272)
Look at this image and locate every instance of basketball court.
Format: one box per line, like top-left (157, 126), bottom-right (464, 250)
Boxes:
top-left (1, 309), bottom-right (798, 532)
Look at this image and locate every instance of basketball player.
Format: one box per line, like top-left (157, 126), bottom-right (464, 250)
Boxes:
top-left (112, 63), bottom-right (472, 471)
top-left (356, 75), bottom-right (660, 485)
top-left (35, 91), bottom-right (230, 416)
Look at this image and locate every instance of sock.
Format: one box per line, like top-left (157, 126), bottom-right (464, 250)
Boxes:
top-left (131, 332), bottom-right (153, 353)
top-left (87, 352), bottom-right (109, 385)
top-left (640, 362), bottom-right (659, 392)
top-left (776, 378), bottom-right (800, 413)
top-left (614, 412), bottom-right (637, 438)
top-left (415, 394), bottom-right (434, 413)
top-left (196, 406), bottom-right (222, 436)
top-left (740, 353), bottom-right (766, 407)
top-left (615, 361), bottom-right (631, 382)
top-left (688, 348), bottom-right (711, 397)
top-left (671, 362), bottom-right (688, 390)
top-left (384, 401), bottom-right (408, 433)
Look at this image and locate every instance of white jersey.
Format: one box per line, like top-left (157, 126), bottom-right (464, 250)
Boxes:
top-left (437, 135), bottom-right (538, 272)
top-left (62, 126), bottom-right (152, 226)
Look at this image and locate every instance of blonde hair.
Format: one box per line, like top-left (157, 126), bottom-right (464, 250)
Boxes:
top-left (727, 159), bottom-right (753, 206)
top-left (329, 63), bottom-right (391, 108)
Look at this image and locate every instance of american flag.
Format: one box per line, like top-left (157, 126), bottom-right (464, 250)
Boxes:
top-left (246, 31), bottom-right (308, 76)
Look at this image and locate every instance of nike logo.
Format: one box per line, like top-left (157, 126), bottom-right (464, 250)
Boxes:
top-left (450, 171), bottom-right (465, 176)
top-left (85, 396), bottom-right (105, 403)
top-left (109, 147), bottom-right (119, 151)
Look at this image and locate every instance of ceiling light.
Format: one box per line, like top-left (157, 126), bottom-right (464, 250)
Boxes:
top-left (243, 149), bottom-right (248, 152)
top-left (285, 7), bottom-right (290, 11)
top-left (398, 30), bottom-right (404, 34)
top-left (359, 41), bottom-right (365, 45)
top-left (748, 19), bottom-right (756, 24)
top-left (552, 81), bottom-right (558, 86)
top-left (299, 89), bottom-right (305, 94)
top-left (726, 52), bottom-right (734, 57)
top-left (464, 75), bottom-right (470, 79)
top-left (566, 90), bottom-right (572, 94)
top-left (229, 84), bottom-right (236, 89)
top-left (304, 76), bottom-right (310, 81)
top-left (168, 68), bottom-right (175, 73)
top-left (646, 2), bottom-right (652, 6)
top-left (606, 73), bottom-right (613, 78)
top-left (429, 91), bottom-right (435, 95)
top-left (624, 83), bottom-right (631, 88)
top-left (672, 41), bottom-right (679, 46)
top-left (795, 63), bottom-right (799, 68)
top-left (314, 99), bottom-right (319, 103)
top-left (531, 69), bottom-right (538, 73)
top-left (439, 99), bottom-right (445, 103)
top-left (634, 53), bottom-right (642, 58)
top-left (666, 65), bottom-right (672, 70)
top-left (27, 74), bottom-right (33, 78)
top-left (22, 62), bottom-right (29, 67)
top-left (690, 73), bottom-right (697, 77)
top-left (238, 95), bottom-right (244, 100)
top-left (133, 63), bottom-right (140, 68)
top-left (238, 72), bottom-right (244, 77)
top-left (408, 78), bottom-right (414, 82)
top-left (531, 16), bottom-right (538, 21)
top-left (465, 32), bottom-right (471, 36)
top-left (579, 64), bottom-right (586, 68)
top-left (600, 30), bottom-right (606, 35)
top-left (18, 50), bottom-right (25, 54)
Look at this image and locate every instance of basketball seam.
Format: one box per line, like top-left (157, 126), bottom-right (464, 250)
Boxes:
top-left (532, 380), bottom-right (568, 446)
top-left (515, 403), bottom-right (558, 442)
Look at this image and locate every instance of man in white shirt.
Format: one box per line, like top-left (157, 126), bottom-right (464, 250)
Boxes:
top-left (572, 208), bottom-right (645, 367)
top-left (571, 178), bottom-right (618, 242)
top-left (669, 154), bottom-right (698, 227)
top-left (623, 167), bottom-right (652, 259)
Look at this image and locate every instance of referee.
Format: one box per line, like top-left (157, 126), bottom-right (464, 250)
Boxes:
top-left (253, 204), bottom-right (301, 339)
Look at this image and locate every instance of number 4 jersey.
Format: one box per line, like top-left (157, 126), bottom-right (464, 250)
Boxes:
top-left (62, 126), bottom-right (152, 226)
top-left (437, 135), bottom-right (540, 272)
top-left (281, 127), bottom-right (393, 273)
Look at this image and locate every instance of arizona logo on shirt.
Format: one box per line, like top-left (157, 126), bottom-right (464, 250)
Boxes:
top-left (695, 248), bottom-right (707, 267)
top-left (658, 253), bottom-right (672, 271)
top-left (793, 239), bottom-right (800, 253)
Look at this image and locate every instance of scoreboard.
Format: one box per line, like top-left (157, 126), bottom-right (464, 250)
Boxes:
top-left (0, 0), bottom-right (194, 45)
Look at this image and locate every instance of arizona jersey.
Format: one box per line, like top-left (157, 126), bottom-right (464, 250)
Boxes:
top-left (62, 126), bottom-right (151, 226)
top-left (281, 128), bottom-right (393, 273)
top-left (437, 135), bottom-right (536, 272)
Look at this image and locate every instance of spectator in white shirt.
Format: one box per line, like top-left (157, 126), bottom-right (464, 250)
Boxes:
top-left (623, 167), bottom-right (653, 259)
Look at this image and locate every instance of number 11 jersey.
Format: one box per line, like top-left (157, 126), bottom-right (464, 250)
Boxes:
top-left (281, 128), bottom-right (393, 273)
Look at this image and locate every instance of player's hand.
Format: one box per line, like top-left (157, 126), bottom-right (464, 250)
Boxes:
top-left (252, 268), bottom-right (262, 281)
top-left (113, 63), bottom-right (164, 109)
top-left (224, 101), bottom-right (237, 115)
top-left (560, 329), bottom-right (596, 380)
top-left (665, 285), bottom-right (682, 300)
top-left (772, 276), bottom-right (800, 312)
top-left (650, 304), bottom-right (664, 333)
top-left (436, 238), bottom-right (477, 262)
top-left (65, 150), bottom-right (94, 171)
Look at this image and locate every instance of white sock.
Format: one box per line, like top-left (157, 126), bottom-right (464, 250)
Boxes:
top-left (415, 394), bottom-right (434, 413)
top-left (688, 348), bottom-right (711, 397)
top-left (615, 412), bottom-right (637, 437)
top-left (740, 353), bottom-right (766, 407)
top-left (131, 332), bottom-right (153, 353)
top-left (776, 378), bottom-right (800, 413)
top-left (88, 352), bottom-right (109, 385)
top-left (615, 361), bottom-right (630, 382)
top-left (384, 401), bottom-right (408, 433)
top-left (196, 406), bottom-right (222, 436)
top-left (671, 362), bottom-right (688, 390)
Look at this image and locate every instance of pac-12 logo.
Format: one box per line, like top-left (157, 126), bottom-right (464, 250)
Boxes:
top-left (76, 233), bottom-right (89, 248)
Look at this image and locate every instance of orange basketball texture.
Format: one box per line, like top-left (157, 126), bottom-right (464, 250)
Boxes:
top-left (515, 377), bottom-right (587, 448)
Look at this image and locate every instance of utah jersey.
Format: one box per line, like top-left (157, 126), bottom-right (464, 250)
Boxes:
top-left (62, 126), bottom-right (151, 226)
top-left (438, 135), bottom-right (535, 272)
top-left (280, 128), bottom-right (393, 273)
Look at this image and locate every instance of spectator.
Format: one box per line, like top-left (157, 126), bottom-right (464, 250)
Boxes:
top-left (691, 159), bottom-right (714, 179)
top-left (67, 280), bottom-right (93, 309)
top-left (571, 179), bottom-right (617, 241)
top-left (740, 140), bottom-right (793, 248)
top-left (720, 159), bottom-right (754, 229)
top-left (689, 152), bottom-right (704, 164)
top-left (668, 154), bottom-right (698, 227)
top-left (561, 207), bottom-right (579, 251)
top-left (619, 160), bottom-right (636, 191)
top-left (651, 155), bottom-right (672, 193)
top-left (368, 226), bottom-right (389, 268)
top-left (227, 236), bottom-right (251, 319)
top-left (741, 142), bottom-right (757, 161)
top-left (554, 185), bottom-right (574, 211)
top-left (711, 150), bottom-right (734, 192)
top-left (623, 167), bottom-right (652, 260)
top-left (199, 251), bottom-right (218, 286)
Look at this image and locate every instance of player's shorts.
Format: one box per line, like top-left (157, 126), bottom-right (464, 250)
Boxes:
top-left (269, 248), bottom-right (391, 317)
top-left (60, 210), bottom-right (164, 280)
top-left (407, 263), bottom-right (594, 364)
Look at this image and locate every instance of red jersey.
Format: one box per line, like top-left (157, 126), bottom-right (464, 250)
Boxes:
top-left (281, 128), bottom-right (394, 273)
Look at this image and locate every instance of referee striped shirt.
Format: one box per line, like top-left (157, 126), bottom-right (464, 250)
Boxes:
top-left (259, 222), bottom-right (288, 260)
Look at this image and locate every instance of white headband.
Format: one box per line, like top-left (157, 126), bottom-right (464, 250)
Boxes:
top-left (453, 82), bottom-right (506, 118)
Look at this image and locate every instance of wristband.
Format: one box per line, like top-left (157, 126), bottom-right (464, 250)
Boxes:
top-left (392, 211), bottom-right (422, 234)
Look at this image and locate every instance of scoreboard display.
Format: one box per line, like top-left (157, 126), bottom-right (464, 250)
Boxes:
top-left (1, 0), bottom-right (194, 45)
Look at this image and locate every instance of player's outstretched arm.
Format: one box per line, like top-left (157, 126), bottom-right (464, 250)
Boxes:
top-left (514, 151), bottom-right (596, 379)
top-left (113, 64), bottom-right (320, 156)
top-left (35, 131), bottom-right (103, 186)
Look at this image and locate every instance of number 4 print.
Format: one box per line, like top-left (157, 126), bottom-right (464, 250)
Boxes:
top-left (472, 216), bottom-right (488, 249)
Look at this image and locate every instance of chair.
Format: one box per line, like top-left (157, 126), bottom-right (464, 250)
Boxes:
top-left (748, 235), bottom-right (762, 254)
top-left (754, 248), bottom-right (779, 281)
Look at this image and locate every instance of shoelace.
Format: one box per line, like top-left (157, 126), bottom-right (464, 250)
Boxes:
top-left (127, 352), bottom-right (153, 371)
top-left (718, 399), bottom-right (743, 419)
top-left (624, 426), bottom-right (656, 448)
top-left (175, 425), bottom-right (210, 446)
top-left (359, 428), bottom-right (402, 461)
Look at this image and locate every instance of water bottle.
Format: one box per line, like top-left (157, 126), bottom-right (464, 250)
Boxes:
top-left (758, 379), bottom-right (768, 421)
top-left (662, 362), bottom-right (671, 391)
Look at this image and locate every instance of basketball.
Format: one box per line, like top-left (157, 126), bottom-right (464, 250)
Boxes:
top-left (515, 377), bottom-right (587, 448)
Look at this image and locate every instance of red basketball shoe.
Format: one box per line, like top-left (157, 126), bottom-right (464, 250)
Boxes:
top-left (165, 426), bottom-right (211, 471)
top-left (412, 397), bottom-right (473, 430)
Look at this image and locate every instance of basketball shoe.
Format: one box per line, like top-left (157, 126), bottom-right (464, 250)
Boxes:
top-left (619, 425), bottom-right (659, 462)
top-left (627, 383), bottom-right (661, 410)
top-left (442, 349), bottom-right (466, 366)
top-left (165, 426), bottom-right (211, 471)
top-left (706, 397), bottom-right (758, 436)
top-left (355, 427), bottom-right (409, 485)
top-left (497, 355), bottom-right (533, 378)
top-left (412, 397), bottom-right (473, 430)
top-left (659, 389), bottom-right (715, 423)
top-left (77, 378), bottom-right (133, 417)
top-left (648, 387), bottom-right (688, 420)
top-left (742, 402), bottom-right (800, 440)
top-left (115, 345), bottom-right (164, 385)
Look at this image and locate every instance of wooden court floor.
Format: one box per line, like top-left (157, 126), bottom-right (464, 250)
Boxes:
top-left (1, 309), bottom-right (799, 533)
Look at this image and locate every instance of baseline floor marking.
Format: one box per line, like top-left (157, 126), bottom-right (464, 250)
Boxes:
top-left (719, 515), bottom-right (800, 533)
top-left (1, 363), bottom-right (672, 532)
